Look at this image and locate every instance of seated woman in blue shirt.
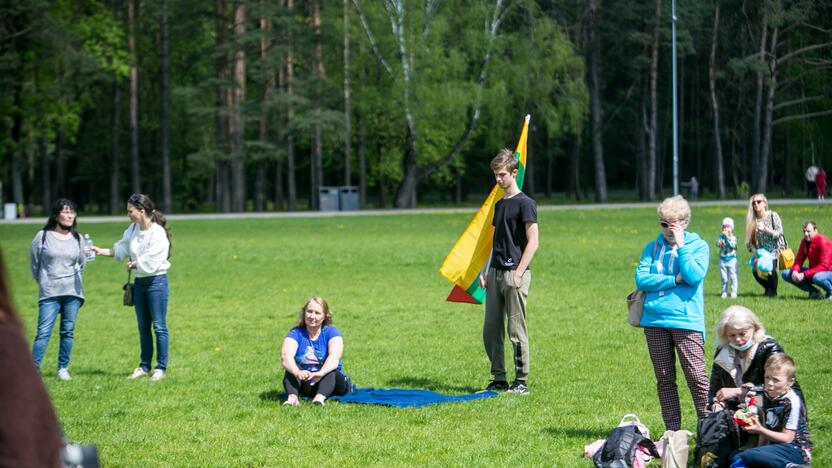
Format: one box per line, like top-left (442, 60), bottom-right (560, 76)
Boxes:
top-left (280, 296), bottom-right (350, 406)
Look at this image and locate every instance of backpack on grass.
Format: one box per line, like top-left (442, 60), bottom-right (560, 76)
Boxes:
top-left (592, 425), bottom-right (659, 468)
top-left (694, 409), bottom-right (740, 468)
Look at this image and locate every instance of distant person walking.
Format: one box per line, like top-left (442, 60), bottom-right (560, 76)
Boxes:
top-left (805, 165), bottom-right (818, 199)
top-left (815, 167), bottom-right (826, 201)
top-left (745, 194), bottom-right (786, 297)
top-left (93, 194), bottom-right (172, 381)
top-left (635, 195), bottom-right (710, 431)
top-left (30, 198), bottom-right (86, 381)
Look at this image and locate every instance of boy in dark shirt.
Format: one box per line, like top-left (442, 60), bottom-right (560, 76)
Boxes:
top-left (731, 353), bottom-right (812, 467)
top-left (479, 148), bottom-right (539, 394)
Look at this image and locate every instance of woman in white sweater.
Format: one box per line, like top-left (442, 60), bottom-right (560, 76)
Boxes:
top-left (94, 194), bottom-right (171, 381)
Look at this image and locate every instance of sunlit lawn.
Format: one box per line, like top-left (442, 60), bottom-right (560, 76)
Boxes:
top-left (1, 203), bottom-right (829, 466)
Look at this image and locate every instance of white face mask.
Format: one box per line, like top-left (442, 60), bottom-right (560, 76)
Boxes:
top-left (729, 340), bottom-right (755, 352)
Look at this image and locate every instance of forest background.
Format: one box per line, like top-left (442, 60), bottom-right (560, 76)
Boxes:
top-left (1, 0), bottom-right (830, 214)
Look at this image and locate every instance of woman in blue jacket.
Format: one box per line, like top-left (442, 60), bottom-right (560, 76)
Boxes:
top-left (635, 195), bottom-right (710, 431)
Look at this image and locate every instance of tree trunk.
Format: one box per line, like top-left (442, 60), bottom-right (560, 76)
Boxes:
top-left (357, 113), bottom-right (366, 208)
top-left (215, 0), bottom-right (231, 212)
top-left (395, 127), bottom-right (420, 208)
top-left (568, 127), bottom-right (582, 200)
top-left (587, 0), bottom-right (607, 202)
top-left (646, 0), bottom-right (660, 201)
top-left (128, 0), bottom-right (141, 193)
top-left (637, 82), bottom-right (648, 199)
top-left (256, 4), bottom-right (274, 212)
top-left (708, 0), bottom-right (725, 198)
top-left (230, 0), bottom-right (247, 212)
top-left (110, 77), bottom-right (121, 213)
top-left (160, 0), bottom-right (172, 212)
top-left (751, 8), bottom-right (768, 192)
top-left (40, 136), bottom-right (50, 210)
top-left (342, 0), bottom-right (352, 186)
top-left (526, 125), bottom-right (535, 196)
top-left (310, 0), bottom-right (324, 209)
top-left (757, 23), bottom-right (780, 193)
top-left (285, 0), bottom-right (297, 210)
top-left (55, 130), bottom-right (66, 198)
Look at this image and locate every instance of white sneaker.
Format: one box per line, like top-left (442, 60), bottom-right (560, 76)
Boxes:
top-left (150, 369), bottom-right (166, 382)
top-left (721, 292), bottom-right (727, 299)
top-left (129, 367), bottom-right (149, 379)
top-left (312, 395), bottom-right (326, 406)
top-left (731, 293), bottom-right (737, 298)
top-left (57, 368), bottom-right (71, 381)
top-left (283, 394), bottom-right (300, 407)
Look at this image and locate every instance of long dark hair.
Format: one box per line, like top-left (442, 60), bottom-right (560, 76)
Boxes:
top-left (128, 193), bottom-right (172, 257)
top-left (43, 198), bottom-right (80, 241)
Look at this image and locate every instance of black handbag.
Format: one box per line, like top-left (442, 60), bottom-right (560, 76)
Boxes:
top-left (123, 270), bottom-right (134, 307)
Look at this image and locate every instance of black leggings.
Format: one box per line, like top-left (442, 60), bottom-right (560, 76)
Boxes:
top-left (283, 370), bottom-right (349, 398)
top-left (752, 267), bottom-right (779, 296)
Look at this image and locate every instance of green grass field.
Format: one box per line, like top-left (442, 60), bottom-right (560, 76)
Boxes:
top-left (1, 204), bottom-right (830, 466)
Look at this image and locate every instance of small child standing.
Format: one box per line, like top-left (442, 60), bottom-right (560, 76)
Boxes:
top-left (730, 353), bottom-right (813, 468)
top-left (717, 217), bottom-right (738, 298)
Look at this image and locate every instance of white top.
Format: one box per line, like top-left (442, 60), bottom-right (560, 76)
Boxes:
top-left (113, 223), bottom-right (170, 278)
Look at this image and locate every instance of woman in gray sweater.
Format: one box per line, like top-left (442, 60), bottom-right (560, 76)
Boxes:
top-left (30, 198), bottom-right (86, 381)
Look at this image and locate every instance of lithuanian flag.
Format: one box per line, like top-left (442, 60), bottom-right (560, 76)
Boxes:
top-left (439, 115), bottom-right (530, 304)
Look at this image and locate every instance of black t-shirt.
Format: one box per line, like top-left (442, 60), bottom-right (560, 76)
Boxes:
top-left (490, 192), bottom-right (537, 270)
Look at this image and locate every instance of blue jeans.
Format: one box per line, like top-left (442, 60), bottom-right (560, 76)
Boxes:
top-left (730, 443), bottom-right (805, 467)
top-left (781, 268), bottom-right (832, 296)
top-left (133, 274), bottom-right (169, 371)
top-left (32, 296), bottom-right (83, 370)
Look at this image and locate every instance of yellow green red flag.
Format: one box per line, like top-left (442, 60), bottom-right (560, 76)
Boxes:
top-left (439, 115), bottom-right (530, 304)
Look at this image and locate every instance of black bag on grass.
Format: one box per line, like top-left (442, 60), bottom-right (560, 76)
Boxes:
top-left (694, 409), bottom-right (741, 468)
top-left (592, 425), bottom-right (658, 468)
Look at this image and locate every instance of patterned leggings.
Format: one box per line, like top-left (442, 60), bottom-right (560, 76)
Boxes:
top-left (644, 327), bottom-right (709, 431)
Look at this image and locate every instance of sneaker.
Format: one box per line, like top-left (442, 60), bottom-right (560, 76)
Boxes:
top-left (809, 290), bottom-right (823, 300)
top-left (283, 394), bottom-right (300, 407)
top-left (721, 292), bottom-right (728, 299)
top-left (312, 395), bottom-right (326, 406)
top-left (128, 367), bottom-right (149, 379)
top-left (506, 381), bottom-right (529, 395)
top-left (730, 293), bottom-right (738, 299)
top-left (485, 380), bottom-right (509, 392)
top-left (57, 368), bottom-right (71, 381)
top-left (150, 369), bottom-right (166, 382)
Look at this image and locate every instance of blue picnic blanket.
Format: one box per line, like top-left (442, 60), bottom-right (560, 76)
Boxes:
top-left (329, 388), bottom-right (499, 408)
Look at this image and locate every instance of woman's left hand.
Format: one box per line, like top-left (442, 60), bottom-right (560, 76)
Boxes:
top-left (126, 260), bottom-right (137, 271)
top-left (308, 370), bottom-right (324, 385)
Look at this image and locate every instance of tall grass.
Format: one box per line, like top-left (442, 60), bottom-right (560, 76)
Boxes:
top-left (0, 203), bottom-right (829, 466)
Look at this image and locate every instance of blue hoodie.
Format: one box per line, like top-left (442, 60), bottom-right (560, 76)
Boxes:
top-left (635, 231), bottom-right (710, 338)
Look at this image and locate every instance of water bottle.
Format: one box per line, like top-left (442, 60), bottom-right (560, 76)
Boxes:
top-left (84, 234), bottom-right (96, 262)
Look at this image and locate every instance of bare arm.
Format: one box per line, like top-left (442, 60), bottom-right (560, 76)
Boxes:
top-left (743, 416), bottom-right (796, 444)
top-left (280, 338), bottom-right (310, 381)
top-left (513, 222), bottom-right (539, 284)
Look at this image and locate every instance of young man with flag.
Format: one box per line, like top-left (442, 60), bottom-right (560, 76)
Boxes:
top-left (479, 148), bottom-right (539, 394)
